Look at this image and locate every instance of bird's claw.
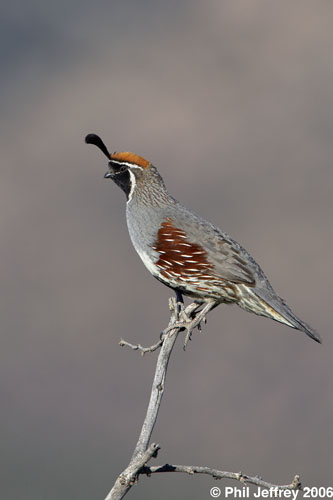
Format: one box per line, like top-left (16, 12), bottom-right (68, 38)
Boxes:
top-left (162, 301), bottom-right (214, 349)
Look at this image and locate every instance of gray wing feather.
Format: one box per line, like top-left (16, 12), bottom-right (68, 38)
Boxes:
top-left (173, 204), bottom-right (257, 285)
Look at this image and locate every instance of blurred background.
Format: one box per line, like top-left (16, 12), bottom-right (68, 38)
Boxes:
top-left (1, 1), bottom-right (332, 499)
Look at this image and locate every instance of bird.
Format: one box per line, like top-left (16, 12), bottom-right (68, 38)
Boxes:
top-left (85, 133), bottom-right (321, 344)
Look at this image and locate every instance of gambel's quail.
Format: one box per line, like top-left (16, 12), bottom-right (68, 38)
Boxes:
top-left (85, 133), bottom-right (321, 344)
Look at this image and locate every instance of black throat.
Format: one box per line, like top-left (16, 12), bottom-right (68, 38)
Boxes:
top-left (111, 170), bottom-right (132, 199)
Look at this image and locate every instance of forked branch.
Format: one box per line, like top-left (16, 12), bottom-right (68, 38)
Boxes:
top-left (103, 298), bottom-right (303, 499)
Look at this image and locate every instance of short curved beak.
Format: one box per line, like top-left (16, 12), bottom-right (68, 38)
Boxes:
top-left (104, 161), bottom-right (122, 179)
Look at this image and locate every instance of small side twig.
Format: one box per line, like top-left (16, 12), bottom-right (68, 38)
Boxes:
top-left (119, 338), bottom-right (163, 354)
top-left (140, 464), bottom-right (302, 490)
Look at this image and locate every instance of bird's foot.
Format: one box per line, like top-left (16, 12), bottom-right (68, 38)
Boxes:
top-left (163, 301), bottom-right (199, 335)
top-left (171, 294), bottom-right (202, 325)
top-left (163, 301), bottom-right (214, 349)
top-left (182, 302), bottom-right (214, 349)
top-left (178, 303), bottom-right (193, 324)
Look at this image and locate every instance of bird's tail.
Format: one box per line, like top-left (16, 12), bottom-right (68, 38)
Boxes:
top-left (275, 302), bottom-right (322, 343)
top-left (238, 287), bottom-right (322, 343)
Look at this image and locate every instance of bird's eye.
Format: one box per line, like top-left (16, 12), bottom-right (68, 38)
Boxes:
top-left (119, 165), bottom-right (127, 173)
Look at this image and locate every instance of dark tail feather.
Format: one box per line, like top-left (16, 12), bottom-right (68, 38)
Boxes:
top-left (253, 289), bottom-right (322, 343)
top-left (281, 306), bottom-right (322, 343)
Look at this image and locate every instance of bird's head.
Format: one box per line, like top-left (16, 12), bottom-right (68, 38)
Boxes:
top-left (85, 133), bottom-right (162, 202)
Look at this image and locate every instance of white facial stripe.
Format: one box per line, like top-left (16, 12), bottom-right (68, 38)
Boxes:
top-left (127, 169), bottom-right (137, 203)
top-left (111, 160), bottom-right (144, 170)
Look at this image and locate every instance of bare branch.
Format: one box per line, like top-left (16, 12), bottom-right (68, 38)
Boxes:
top-left (129, 301), bottom-right (181, 460)
top-left (140, 464), bottom-right (302, 490)
top-left (103, 297), bottom-right (304, 499)
top-left (104, 297), bottom-right (184, 500)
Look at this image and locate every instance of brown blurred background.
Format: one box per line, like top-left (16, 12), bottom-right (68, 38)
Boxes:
top-left (1, 1), bottom-right (332, 499)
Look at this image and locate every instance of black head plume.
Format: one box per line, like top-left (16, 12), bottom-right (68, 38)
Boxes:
top-left (85, 133), bottom-right (111, 160)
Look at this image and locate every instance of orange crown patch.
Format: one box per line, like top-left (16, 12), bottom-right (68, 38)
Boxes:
top-left (110, 152), bottom-right (150, 169)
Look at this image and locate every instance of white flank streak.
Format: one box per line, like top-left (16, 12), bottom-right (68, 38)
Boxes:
top-left (174, 261), bottom-right (184, 266)
top-left (165, 239), bottom-right (174, 242)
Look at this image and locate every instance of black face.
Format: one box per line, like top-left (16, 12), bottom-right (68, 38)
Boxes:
top-left (84, 134), bottom-right (134, 200)
top-left (104, 162), bottom-right (132, 199)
